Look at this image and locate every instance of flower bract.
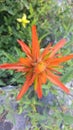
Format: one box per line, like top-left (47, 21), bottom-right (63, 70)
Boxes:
top-left (0, 25), bottom-right (73, 100)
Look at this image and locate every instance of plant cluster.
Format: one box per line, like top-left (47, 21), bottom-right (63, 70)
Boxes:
top-left (0, 0), bottom-right (73, 129)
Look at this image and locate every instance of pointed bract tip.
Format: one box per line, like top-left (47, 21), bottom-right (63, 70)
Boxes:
top-left (32, 25), bottom-right (37, 30)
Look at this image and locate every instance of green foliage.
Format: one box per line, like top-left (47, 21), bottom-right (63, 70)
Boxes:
top-left (61, 39), bottom-right (73, 83)
top-left (0, 0), bottom-right (73, 51)
top-left (0, 0), bottom-right (73, 129)
top-left (0, 0), bottom-right (73, 86)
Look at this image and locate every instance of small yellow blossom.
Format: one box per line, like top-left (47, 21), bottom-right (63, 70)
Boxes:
top-left (17, 14), bottom-right (30, 28)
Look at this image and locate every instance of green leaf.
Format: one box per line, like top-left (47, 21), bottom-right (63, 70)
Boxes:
top-left (63, 114), bottom-right (73, 125)
top-left (61, 67), bottom-right (73, 83)
top-left (0, 106), bottom-right (4, 114)
top-left (28, 112), bottom-right (48, 121)
top-left (0, 0), bottom-right (5, 2)
top-left (39, 32), bottom-right (50, 43)
top-left (14, 47), bottom-right (25, 57)
top-left (0, 79), bottom-right (6, 86)
top-left (3, 51), bottom-right (16, 62)
top-left (6, 112), bottom-right (16, 125)
top-left (0, 6), bottom-right (7, 12)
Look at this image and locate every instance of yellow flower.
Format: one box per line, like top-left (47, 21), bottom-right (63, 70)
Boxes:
top-left (17, 14), bottom-right (30, 28)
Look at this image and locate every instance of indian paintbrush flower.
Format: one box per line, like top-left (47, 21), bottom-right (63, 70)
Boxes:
top-left (0, 25), bottom-right (73, 100)
top-left (17, 13), bottom-right (30, 28)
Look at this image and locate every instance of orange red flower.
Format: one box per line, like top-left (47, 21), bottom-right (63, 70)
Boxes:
top-left (0, 25), bottom-right (73, 100)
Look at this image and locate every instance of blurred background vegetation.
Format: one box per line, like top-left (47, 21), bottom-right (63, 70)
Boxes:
top-left (0, 0), bottom-right (73, 86)
top-left (0, 0), bottom-right (73, 129)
